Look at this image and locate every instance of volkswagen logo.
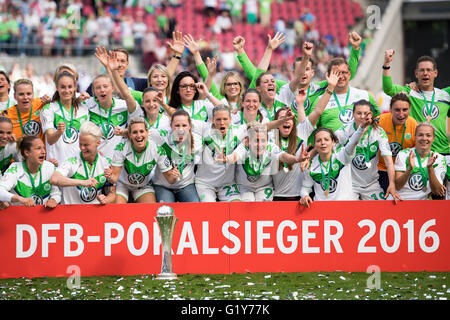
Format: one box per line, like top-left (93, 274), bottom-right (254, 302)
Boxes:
top-left (23, 120), bottom-right (41, 136)
top-left (408, 172), bottom-right (424, 191)
top-left (31, 194), bottom-right (43, 205)
top-left (128, 172), bottom-right (145, 185)
top-left (352, 153), bottom-right (368, 170)
top-left (321, 177), bottom-right (337, 193)
top-left (389, 141), bottom-right (402, 157)
top-left (80, 186), bottom-right (97, 202)
top-left (421, 104), bottom-right (440, 121)
top-left (338, 109), bottom-right (353, 124)
top-left (246, 174), bottom-right (260, 183)
top-left (62, 127), bottom-right (79, 144)
top-left (102, 124), bottom-right (115, 140)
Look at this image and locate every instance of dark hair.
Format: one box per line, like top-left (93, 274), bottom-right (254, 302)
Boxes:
top-left (390, 92), bottom-right (411, 109)
top-left (17, 135), bottom-right (41, 158)
top-left (241, 88), bottom-right (264, 122)
top-left (312, 127), bottom-right (338, 145)
top-left (353, 99), bottom-right (379, 129)
top-left (171, 109), bottom-right (194, 152)
top-left (0, 71), bottom-right (11, 92)
top-left (327, 57), bottom-right (348, 74)
top-left (52, 71), bottom-right (80, 114)
top-left (169, 71), bottom-right (199, 109)
top-left (416, 55), bottom-right (437, 70)
top-left (293, 56), bottom-right (314, 70)
top-left (255, 72), bottom-right (273, 87)
top-left (274, 107), bottom-right (298, 171)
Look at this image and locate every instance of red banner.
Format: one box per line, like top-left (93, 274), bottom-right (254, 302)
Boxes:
top-left (0, 201), bottom-right (449, 279)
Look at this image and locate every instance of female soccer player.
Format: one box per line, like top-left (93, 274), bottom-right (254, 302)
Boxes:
top-left (299, 118), bottom-right (370, 207)
top-left (40, 71), bottom-right (90, 165)
top-left (0, 117), bottom-right (19, 176)
top-left (0, 135), bottom-right (61, 208)
top-left (50, 121), bottom-right (116, 205)
top-left (334, 99), bottom-right (400, 202)
top-left (107, 116), bottom-right (177, 203)
top-left (150, 110), bottom-right (203, 202)
top-left (394, 122), bottom-right (446, 200)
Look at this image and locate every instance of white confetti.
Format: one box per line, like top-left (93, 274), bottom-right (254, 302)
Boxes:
top-left (339, 276), bottom-right (346, 280)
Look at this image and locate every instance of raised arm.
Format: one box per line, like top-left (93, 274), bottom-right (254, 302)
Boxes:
top-left (289, 41), bottom-right (313, 93)
top-left (347, 31), bottom-right (362, 80)
top-left (382, 49), bottom-right (408, 96)
top-left (307, 70), bottom-right (339, 126)
top-left (95, 46), bottom-right (121, 95)
top-left (108, 51), bottom-right (137, 114)
top-left (166, 30), bottom-right (185, 77)
top-left (257, 32), bottom-right (286, 72)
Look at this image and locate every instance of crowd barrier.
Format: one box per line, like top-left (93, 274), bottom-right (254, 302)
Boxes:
top-left (0, 200), bottom-right (449, 279)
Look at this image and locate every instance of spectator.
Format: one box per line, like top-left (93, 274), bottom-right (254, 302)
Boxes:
top-left (213, 10), bottom-right (232, 34)
top-left (259, 0), bottom-right (273, 28)
top-left (133, 14), bottom-right (148, 54)
top-left (283, 21), bottom-right (297, 59)
top-left (227, 0), bottom-right (243, 24)
top-left (245, 0), bottom-right (258, 25)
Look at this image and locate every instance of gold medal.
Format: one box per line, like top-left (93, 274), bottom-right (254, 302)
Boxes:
top-left (325, 189), bottom-right (329, 197)
top-left (426, 115), bottom-right (431, 122)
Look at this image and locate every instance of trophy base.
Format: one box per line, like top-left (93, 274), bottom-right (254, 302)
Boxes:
top-left (155, 273), bottom-right (178, 280)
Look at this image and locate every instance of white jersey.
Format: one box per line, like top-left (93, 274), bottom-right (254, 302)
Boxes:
top-left (301, 145), bottom-right (355, 201)
top-left (277, 82), bottom-right (324, 117)
top-left (259, 88), bottom-right (293, 122)
top-left (82, 97), bottom-right (142, 162)
top-left (149, 128), bottom-right (202, 189)
top-left (111, 138), bottom-right (172, 188)
top-left (40, 101), bottom-right (90, 165)
top-left (180, 99), bottom-right (215, 122)
top-left (0, 142), bottom-right (19, 176)
top-left (335, 121), bottom-right (392, 187)
top-left (145, 112), bottom-right (171, 132)
top-left (0, 98), bottom-right (15, 113)
top-left (234, 142), bottom-right (284, 191)
top-left (394, 147), bottom-right (446, 200)
top-left (196, 123), bottom-right (248, 188)
top-left (0, 160), bottom-right (61, 205)
top-left (272, 118), bottom-right (315, 197)
top-left (56, 153), bottom-right (112, 204)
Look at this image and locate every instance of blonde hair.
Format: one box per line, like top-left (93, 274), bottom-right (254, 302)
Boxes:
top-left (219, 71), bottom-right (244, 104)
top-left (53, 63), bottom-right (79, 83)
top-left (80, 121), bottom-right (102, 141)
top-left (147, 64), bottom-right (172, 98)
top-left (13, 79), bottom-right (33, 92)
top-left (415, 122), bottom-right (435, 137)
top-left (128, 115), bottom-right (149, 135)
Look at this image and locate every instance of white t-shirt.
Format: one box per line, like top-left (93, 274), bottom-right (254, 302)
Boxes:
top-left (40, 101), bottom-right (90, 165)
top-left (394, 147), bottom-right (446, 200)
top-left (196, 123), bottom-right (248, 188)
top-left (272, 118), bottom-right (315, 197)
top-left (180, 99), bottom-right (215, 122)
top-left (82, 97), bottom-right (142, 162)
top-left (149, 128), bottom-right (203, 189)
top-left (0, 160), bottom-right (61, 205)
top-left (56, 153), bottom-right (112, 204)
top-left (335, 121), bottom-right (392, 187)
top-left (111, 139), bottom-right (172, 189)
top-left (234, 141), bottom-right (284, 191)
top-left (0, 142), bottom-right (19, 176)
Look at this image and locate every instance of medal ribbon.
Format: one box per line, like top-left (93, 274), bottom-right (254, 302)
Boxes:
top-left (332, 89), bottom-right (350, 116)
top-left (95, 97), bottom-right (114, 138)
top-left (57, 101), bottom-right (74, 138)
top-left (81, 152), bottom-right (98, 180)
top-left (392, 120), bottom-right (406, 148)
top-left (15, 104), bottom-right (33, 135)
top-left (318, 155), bottom-right (332, 192)
top-left (420, 89), bottom-right (435, 121)
top-left (414, 149), bottom-right (430, 188)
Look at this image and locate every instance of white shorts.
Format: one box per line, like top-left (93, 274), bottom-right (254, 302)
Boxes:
top-left (116, 181), bottom-right (155, 202)
top-left (196, 182), bottom-right (241, 202)
top-left (353, 181), bottom-right (385, 200)
top-left (239, 184), bottom-right (274, 202)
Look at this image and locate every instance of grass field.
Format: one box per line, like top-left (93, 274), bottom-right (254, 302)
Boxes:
top-left (0, 272), bottom-right (449, 300)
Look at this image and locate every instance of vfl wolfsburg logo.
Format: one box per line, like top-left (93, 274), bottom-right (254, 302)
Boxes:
top-left (338, 109), bottom-right (353, 124)
top-left (352, 154), bottom-right (368, 170)
top-left (128, 172), bottom-right (145, 185)
top-left (389, 141), bottom-right (402, 157)
top-left (23, 121), bottom-right (41, 136)
top-left (291, 99), bottom-right (310, 112)
top-left (102, 124), bottom-right (115, 140)
top-left (62, 128), bottom-right (79, 144)
top-left (80, 186), bottom-right (97, 202)
top-left (31, 194), bottom-right (43, 205)
top-left (421, 104), bottom-right (440, 120)
top-left (408, 173), bottom-right (425, 191)
top-left (321, 177), bottom-right (337, 193)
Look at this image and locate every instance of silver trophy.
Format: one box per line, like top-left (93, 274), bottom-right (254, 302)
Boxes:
top-left (155, 205), bottom-right (178, 280)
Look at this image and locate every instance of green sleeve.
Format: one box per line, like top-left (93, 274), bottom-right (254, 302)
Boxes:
top-left (443, 87), bottom-right (450, 95)
top-left (130, 89), bottom-right (143, 106)
top-left (382, 75), bottom-right (410, 97)
top-left (237, 51), bottom-right (257, 81)
top-left (348, 47), bottom-right (360, 80)
top-left (368, 92), bottom-right (381, 117)
top-left (196, 62), bottom-right (223, 99)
